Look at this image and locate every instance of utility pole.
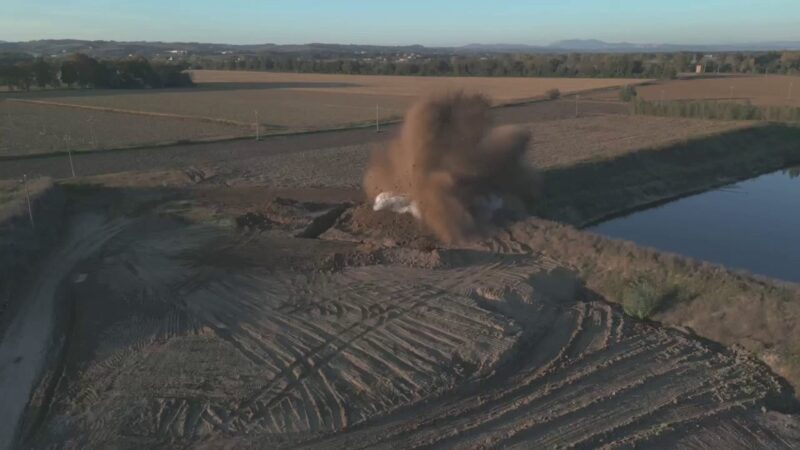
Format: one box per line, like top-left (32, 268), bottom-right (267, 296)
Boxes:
top-left (64, 134), bottom-right (75, 178)
top-left (23, 174), bottom-right (34, 228)
top-left (88, 117), bottom-right (98, 149)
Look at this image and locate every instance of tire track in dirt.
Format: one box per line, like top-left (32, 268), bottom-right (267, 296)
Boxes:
top-left (20, 211), bottom-right (800, 448)
top-left (186, 265), bottom-right (522, 435)
top-left (298, 292), bottom-right (795, 449)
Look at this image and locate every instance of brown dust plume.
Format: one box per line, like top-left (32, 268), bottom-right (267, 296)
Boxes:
top-left (364, 91), bottom-right (538, 243)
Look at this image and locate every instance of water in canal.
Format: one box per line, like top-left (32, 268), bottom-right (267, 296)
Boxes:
top-left (589, 167), bottom-right (800, 283)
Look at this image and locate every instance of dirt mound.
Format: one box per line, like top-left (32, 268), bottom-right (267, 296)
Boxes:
top-left (363, 91), bottom-right (538, 243)
top-left (320, 204), bottom-right (438, 249)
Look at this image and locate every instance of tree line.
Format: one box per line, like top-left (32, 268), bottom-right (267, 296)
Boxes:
top-left (4, 51), bottom-right (799, 90)
top-left (189, 51), bottom-right (800, 79)
top-left (0, 53), bottom-right (193, 91)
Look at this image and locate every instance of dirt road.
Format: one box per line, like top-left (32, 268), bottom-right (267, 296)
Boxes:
top-left (0, 214), bottom-right (128, 450)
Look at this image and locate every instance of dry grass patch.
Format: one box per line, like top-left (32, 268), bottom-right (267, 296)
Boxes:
top-left (638, 75), bottom-right (800, 107)
top-left (505, 217), bottom-right (800, 393)
top-left (522, 115), bottom-right (749, 169)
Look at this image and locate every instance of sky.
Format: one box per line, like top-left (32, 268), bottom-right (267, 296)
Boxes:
top-left (2, 0), bottom-right (799, 46)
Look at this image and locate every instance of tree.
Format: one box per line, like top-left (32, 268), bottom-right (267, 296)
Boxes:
top-left (60, 53), bottom-right (102, 87)
top-left (153, 63), bottom-right (193, 87)
top-left (0, 53), bottom-right (35, 90)
top-left (60, 60), bottom-right (78, 86)
top-left (0, 64), bottom-right (33, 90)
top-left (16, 63), bottom-right (33, 90)
top-left (31, 57), bottom-right (57, 87)
top-left (116, 57), bottom-right (158, 88)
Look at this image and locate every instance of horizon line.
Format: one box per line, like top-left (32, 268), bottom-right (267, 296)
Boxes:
top-left (3, 37), bottom-right (800, 48)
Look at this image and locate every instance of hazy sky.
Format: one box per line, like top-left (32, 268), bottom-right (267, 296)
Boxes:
top-left (3, 0), bottom-right (799, 46)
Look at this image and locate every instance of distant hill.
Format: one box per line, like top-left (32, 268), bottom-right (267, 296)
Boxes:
top-left (547, 39), bottom-right (800, 52)
top-left (549, 39), bottom-right (642, 51)
top-left (2, 38), bottom-right (799, 59)
top-left (460, 43), bottom-right (551, 53)
top-left (466, 39), bottom-right (800, 53)
top-left (0, 39), bottom-right (449, 59)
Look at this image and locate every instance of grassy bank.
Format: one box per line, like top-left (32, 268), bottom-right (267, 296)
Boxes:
top-left (536, 123), bottom-right (800, 227)
top-left (525, 123), bottom-right (800, 393)
top-left (507, 217), bottom-right (800, 399)
top-left (632, 99), bottom-right (800, 123)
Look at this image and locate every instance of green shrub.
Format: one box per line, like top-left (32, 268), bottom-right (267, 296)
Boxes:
top-left (622, 276), bottom-right (664, 319)
top-left (619, 85), bottom-right (637, 102)
top-left (546, 88), bottom-right (561, 100)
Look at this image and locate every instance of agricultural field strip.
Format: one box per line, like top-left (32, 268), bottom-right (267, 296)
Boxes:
top-left (4, 72), bottom-right (646, 132)
top-left (189, 70), bottom-right (649, 102)
top-left (637, 75), bottom-right (800, 107)
top-left (5, 98), bottom-right (256, 127)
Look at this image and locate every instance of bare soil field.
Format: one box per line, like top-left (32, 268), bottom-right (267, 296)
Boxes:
top-left (0, 97), bottom-right (624, 170)
top-left (10, 88), bottom-right (412, 130)
top-left (190, 70), bottom-right (646, 103)
top-left (0, 72), bottom-right (644, 157)
top-left (526, 115), bottom-right (747, 168)
top-left (0, 100), bottom-right (247, 157)
top-left (230, 115), bottom-right (749, 190)
top-left (5, 185), bottom-right (797, 449)
top-left (638, 75), bottom-right (800, 107)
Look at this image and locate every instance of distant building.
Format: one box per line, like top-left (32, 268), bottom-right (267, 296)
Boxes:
top-left (695, 64), bottom-right (704, 74)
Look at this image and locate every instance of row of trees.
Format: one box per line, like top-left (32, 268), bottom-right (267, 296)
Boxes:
top-left (192, 53), bottom-right (679, 78)
top-left (0, 53), bottom-right (193, 91)
top-left (190, 51), bottom-right (800, 79)
top-left (4, 51), bottom-right (799, 89)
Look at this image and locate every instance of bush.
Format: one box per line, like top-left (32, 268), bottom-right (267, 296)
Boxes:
top-left (622, 276), bottom-right (663, 319)
top-left (619, 85), bottom-right (637, 102)
top-left (546, 88), bottom-right (561, 100)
